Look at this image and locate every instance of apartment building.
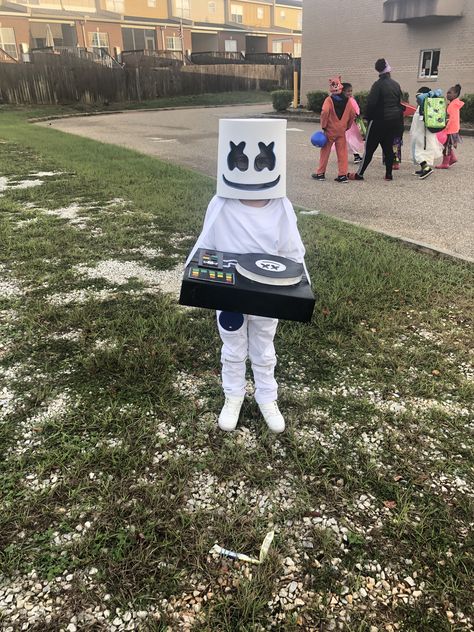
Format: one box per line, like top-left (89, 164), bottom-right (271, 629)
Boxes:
top-left (0, 0), bottom-right (302, 62)
top-left (301, 0), bottom-right (473, 104)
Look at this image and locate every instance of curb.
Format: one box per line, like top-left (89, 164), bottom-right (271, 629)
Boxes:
top-left (28, 101), bottom-right (272, 123)
top-left (29, 104), bottom-right (474, 136)
top-left (295, 206), bottom-right (473, 264)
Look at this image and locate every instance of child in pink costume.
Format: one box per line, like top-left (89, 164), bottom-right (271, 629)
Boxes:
top-left (312, 76), bottom-right (356, 183)
top-left (436, 84), bottom-right (464, 169)
top-left (342, 83), bottom-right (365, 163)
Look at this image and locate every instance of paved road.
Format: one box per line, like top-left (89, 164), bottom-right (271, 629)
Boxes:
top-left (43, 104), bottom-right (474, 261)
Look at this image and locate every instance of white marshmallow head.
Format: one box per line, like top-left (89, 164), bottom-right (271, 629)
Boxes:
top-left (216, 118), bottom-right (286, 199)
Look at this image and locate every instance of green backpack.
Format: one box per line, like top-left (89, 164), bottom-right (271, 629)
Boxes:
top-left (423, 97), bottom-right (447, 133)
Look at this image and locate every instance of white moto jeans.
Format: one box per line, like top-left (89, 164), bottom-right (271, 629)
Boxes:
top-left (216, 311), bottom-right (279, 404)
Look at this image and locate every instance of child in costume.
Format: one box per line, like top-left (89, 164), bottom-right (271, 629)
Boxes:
top-left (188, 119), bottom-right (307, 434)
top-left (312, 76), bottom-right (356, 183)
top-left (410, 86), bottom-right (444, 179)
top-left (436, 84), bottom-right (464, 169)
top-left (341, 82), bottom-right (364, 164)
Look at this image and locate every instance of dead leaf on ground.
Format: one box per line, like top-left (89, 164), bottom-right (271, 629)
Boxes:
top-left (383, 500), bottom-right (397, 509)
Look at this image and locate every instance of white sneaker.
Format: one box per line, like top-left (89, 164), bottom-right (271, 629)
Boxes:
top-left (258, 401), bottom-right (285, 433)
top-left (218, 396), bottom-right (244, 432)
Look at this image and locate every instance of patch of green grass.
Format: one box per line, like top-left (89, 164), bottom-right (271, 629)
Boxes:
top-left (0, 107), bottom-right (473, 630)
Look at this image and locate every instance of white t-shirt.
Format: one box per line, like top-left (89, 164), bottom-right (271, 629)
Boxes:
top-left (196, 198), bottom-right (305, 263)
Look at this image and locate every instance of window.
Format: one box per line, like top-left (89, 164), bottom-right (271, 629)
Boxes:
top-left (30, 22), bottom-right (77, 48)
top-left (231, 4), bottom-right (243, 23)
top-left (0, 27), bottom-right (18, 59)
top-left (106, 0), bottom-right (124, 11)
top-left (257, 7), bottom-right (264, 19)
top-left (272, 40), bottom-right (283, 53)
top-left (280, 10), bottom-right (286, 19)
top-left (297, 13), bottom-right (302, 29)
top-left (419, 49), bottom-right (440, 78)
top-left (175, 0), bottom-right (190, 19)
top-left (123, 28), bottom-right (156, 51)
top-left (293, 42), bottom-right (301, 57)
top-left (148, 0), bottom-right (157, 6)
top-left (208, 1), bottom-right (216, 13)
top-left (144, 29), bottom-right (156, 50)
top-left (166, 36), bottom-right (182, 50)
top-left (225, 39), bottom-right (237, 52)
top-left (89, 31), bottom-right (109, 51)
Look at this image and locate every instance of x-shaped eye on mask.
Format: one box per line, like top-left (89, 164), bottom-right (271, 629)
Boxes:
top-left (254, 142), bottom-right (276, 172)
top-left (227, 141), bottom-right (249, 171)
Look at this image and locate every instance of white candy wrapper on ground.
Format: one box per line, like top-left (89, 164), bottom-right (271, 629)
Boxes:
top-left (210, 530), bottom-right (275, 564)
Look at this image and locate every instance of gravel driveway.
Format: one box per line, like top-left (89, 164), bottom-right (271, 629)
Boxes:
top-left (42, 104), bottom-right (474, 261)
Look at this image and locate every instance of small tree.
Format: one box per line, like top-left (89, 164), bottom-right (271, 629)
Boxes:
top-left (271, 90), bottom-right (293, 112)
top-left (461, 93), bottom-right (474, 123)
top-left (306, 91), bottom-right (327, 113)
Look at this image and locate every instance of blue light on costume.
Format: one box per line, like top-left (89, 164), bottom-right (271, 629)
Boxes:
top-left (219, 312), bottom-right (244, 331)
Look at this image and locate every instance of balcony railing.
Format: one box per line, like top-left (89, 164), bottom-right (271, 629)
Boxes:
top-left (383, 0), bottom-right (465, 22)
top-left (121, 49), bottom-right (185, 67)
top-left (190, 51), bottom-right (245, 65)
top-left (245, 52), bottom-right (293, 65)
top-left (30, 46), bottom-right (123, 69)
top-left (0, 47), bottom-right (19, 63)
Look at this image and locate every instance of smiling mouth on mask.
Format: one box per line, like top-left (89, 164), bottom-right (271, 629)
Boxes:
top-left (222, 175), bottom-right (281, 190)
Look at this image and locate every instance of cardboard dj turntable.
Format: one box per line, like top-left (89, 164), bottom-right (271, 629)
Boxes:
top-left (179, 248), bottom-right (315, 323)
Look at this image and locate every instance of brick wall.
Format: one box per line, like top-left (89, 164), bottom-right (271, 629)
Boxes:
top-left (0, 16), bottom-right (30, 57)
top-left (301, 0), bottom-right (474, 105)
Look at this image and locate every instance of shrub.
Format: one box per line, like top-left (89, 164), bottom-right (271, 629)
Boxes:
top-left (354, 91), bottom-right (369, 115)
top-left (461, 93), bottom-right (474, 123)
top-left (271, 90), bottom-right (293, 112)
top-left (306, 91), bottom-right (327, 113)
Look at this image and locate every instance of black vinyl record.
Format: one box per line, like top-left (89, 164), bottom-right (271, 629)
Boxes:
top-left (236, 253), bottom-right (303, 286)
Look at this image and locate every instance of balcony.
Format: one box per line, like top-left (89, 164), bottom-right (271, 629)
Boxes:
top-left (383, 0), bottom-right (465, 23)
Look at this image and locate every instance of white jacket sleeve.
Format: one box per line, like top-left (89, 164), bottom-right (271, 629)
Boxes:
top-left (280, 198), bottom-right (306, 263)
top-left (281, 198), bottom-right (311, 284)
top-left (185, 196), bottom-right (225, 266)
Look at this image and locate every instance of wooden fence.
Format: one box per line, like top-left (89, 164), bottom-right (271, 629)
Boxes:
top-left (0, 55), bottom-right (292, 105)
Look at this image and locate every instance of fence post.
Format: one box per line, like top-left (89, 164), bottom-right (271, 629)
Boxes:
top-left (135, 67), bottom-right (141, 101)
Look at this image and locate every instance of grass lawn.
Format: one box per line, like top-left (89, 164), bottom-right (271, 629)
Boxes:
top-left (0, 95), bottom-right (473, 632)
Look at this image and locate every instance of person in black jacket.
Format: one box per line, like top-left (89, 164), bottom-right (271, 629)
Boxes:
top-left (349, 58), bottom-right (404, 181)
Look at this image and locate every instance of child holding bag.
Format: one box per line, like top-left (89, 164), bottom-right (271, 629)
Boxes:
top-left (436, 84), bottom-right (464, 169)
